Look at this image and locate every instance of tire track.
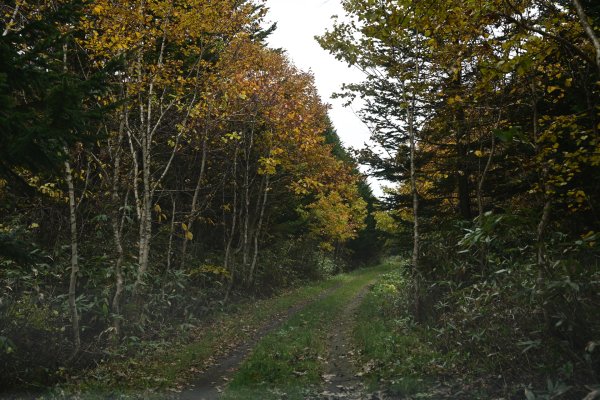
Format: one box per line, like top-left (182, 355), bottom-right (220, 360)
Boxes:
top-left (179, 282), bottom-right (343, 400)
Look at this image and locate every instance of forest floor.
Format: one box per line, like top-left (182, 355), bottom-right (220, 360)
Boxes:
top-left (33, 262), bottom-right (407, 400)
top-left (10, 260), bottom-right (494, 400)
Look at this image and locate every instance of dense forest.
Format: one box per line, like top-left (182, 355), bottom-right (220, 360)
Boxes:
top-left (318, 0), bottom-right (600, 397)
top-left (1, 0), bottom-right (599, 399)
top-left (0, 0), bottom-right (378, 391)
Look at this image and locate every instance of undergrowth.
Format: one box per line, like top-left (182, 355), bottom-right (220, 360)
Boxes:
top-left (353, 264), bottom-right (440, 397)
top-left (39, 275), bottom-right (348, 399)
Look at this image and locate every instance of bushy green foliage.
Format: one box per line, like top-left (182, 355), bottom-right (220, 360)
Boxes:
top-left (416, 213), bottom-right (600, 396)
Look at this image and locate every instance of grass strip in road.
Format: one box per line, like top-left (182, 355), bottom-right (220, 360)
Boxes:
top-left (221, 262), bottom-right (397, 400)
top-left (48, 276), bottom-right (353, 399)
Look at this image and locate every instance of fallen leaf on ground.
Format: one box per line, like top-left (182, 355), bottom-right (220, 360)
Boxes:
top-left (322, 373), bottom-right (336, 381)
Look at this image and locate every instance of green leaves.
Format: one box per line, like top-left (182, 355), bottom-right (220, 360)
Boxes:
top-left (493, 126), bottom-right (522, 143)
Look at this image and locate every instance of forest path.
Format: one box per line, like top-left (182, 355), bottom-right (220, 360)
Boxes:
top-left (318, 280), bottom-right (385, 400)
top-left (179, 283), bottom-right (343, 400)
top-left (186, 264), bottom-right (394, 400)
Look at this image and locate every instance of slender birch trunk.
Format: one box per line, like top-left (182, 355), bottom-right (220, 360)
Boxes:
top-left (60, 41), bottom-right (80, 355)
top-left (162, 194), bottom-right (177, 300)
top-left (531, 79), bottom-right (553, 328)
top-left (110, 123), bottom-right (125, 339)
top-left (476, 112), bottom-right (499, 270)
top-left (248, 174), bottom-right (270, 286)
top-left (2, 2), bottom-right (20, 36)
top-left (167, 194), bottom-right (176, 272)
top-left (571, 0), bottom-right (600, 72)
top-left (181, 134), bottom-right (208, 267)
top-left (477, 130), bottom-right (496, 221)
top-left (133, 129), bottom-right (152, 294)
top-left (225, 145), bottom-right (239, 301)
top-left (64, 153), bottom-right (81, 355)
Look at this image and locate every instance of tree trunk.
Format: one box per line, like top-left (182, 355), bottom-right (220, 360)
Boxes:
top-left (476, 115), bottom-right (499, 270)
top-left (537, 199), bottom-right (552, 269)
top-left (457, 142), bottom-right (472, 220)
top-left (477, 132), bottom-right (495, 221)
top-left (225, 146), bottom-right (239, 301)
top-left (61, 43), bottom-right (80, 355)
top-left (167, 194), bottom-right (176, 272)
top-left (64, 154), bottom-right (81, 355)
top-left (110, 207), bottom-right (124, 339)
top-left (133, 132), bottom-right (152, 295)
top-left (110, 169), bottom-right (125, 340)
top-left (181, 134), bottom-right (208, 268)
top-left (531, 78), bottom-right (553, 328)
top-left (572, 0), bottom-right (600, 72)
top-left (2, 3), bottom-right (20, 36)
top-left (408, 101), bottom-right (421, 322)
top-left (241, 126), bottom-right (255, 277)
top-left (248, 174), bottom-right (270, 286)
top-left (453, 60), bottom-right (472, 220)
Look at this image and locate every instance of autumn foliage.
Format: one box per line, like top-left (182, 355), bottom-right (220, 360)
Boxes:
top-left (0, 0), bottom-right (371, 388)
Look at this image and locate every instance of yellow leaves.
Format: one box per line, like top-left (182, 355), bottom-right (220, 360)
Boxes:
top-left (302, 188), bottom-right (367, 248)
top-left (271, 147), bottom-right (284, 157)
top-left (221, 132), bottom-right (242, 144)
top-left (292, 177), bottom-right (324, 195)
top-left (547, 85), bottom-right (562, 94)
top-left (154, 204), bottom-right (168, 223)
top-left (29, 223), bottom-right (40, 229)
top-left (373, 210), bottom-right (400, 234)
top-left (38, 182), bottom-right (64, 200)
top-left (570, 189), bottom-right (587, 203)
top-left (447, 94), bottom-right (462, 105)
top-left (189, 264), bottom-right (231, 279)
top-left (258, 148), bottom-right (285, 175)
top-left (319, 242), bottom-right (335, 252)
top-left (182, 222), bottom-right (193, 240)
top-left (474, 150), bottom-right (484, 158)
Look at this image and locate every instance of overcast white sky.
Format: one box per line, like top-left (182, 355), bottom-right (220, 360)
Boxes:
top-left (264, 0), bottom-right (386, 195)
top-left (264, 0), bottom-right (370, 150)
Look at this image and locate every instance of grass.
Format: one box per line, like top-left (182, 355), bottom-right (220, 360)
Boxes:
top-left (352, 265), bottom-right (439, 397)
top-left (38, 260), bottom-right (399, 399)
top-left (46, 275), bottom-right (351, 399)
top-left (221, 263), bottom-right (397, 400)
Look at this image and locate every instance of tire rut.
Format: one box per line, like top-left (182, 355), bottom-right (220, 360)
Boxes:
top-left (318, 281), bottom-right (386, 400)
top-left (179, 282), bottom-right (343, 400)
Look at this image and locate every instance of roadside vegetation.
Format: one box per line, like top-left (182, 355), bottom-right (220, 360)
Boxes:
top-left (50, 276), bottom-right (346, 399)
top-left (319, 0), bottom-right (600, 397)
top-left (353, 263), bottom-right (436, 397)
